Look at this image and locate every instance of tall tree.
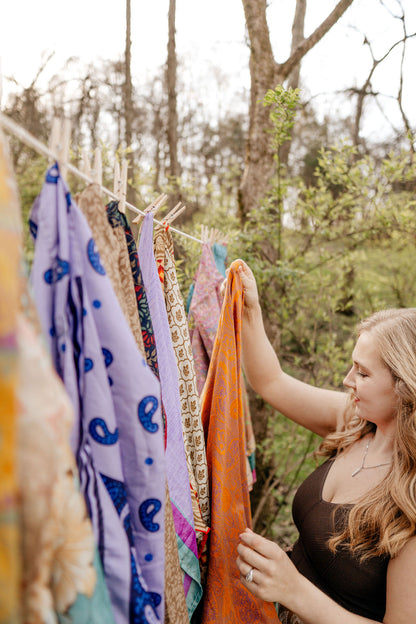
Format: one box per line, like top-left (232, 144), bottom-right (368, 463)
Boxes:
top-left (124, 0), bottom-right (136, 205)
top-left (238, 0), bottom-right (355, 221)
top-left (166, 0), bottom-right (182, 209)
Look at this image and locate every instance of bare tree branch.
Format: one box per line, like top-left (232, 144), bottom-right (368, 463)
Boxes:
top-left (349, 0), bottom-right (416, 149)
top-left (278, 0), bottom-right (355, 79)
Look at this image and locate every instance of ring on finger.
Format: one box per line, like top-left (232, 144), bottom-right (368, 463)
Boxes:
top-left (245, 567), bottom-right (254, 583)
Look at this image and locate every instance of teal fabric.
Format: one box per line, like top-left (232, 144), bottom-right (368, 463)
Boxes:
top-left (211, 243), bottom-right (227, 277)
top-left (186, 244), bottom-right (227, 316)
top-left (58, 549), bottom-right (115, 624)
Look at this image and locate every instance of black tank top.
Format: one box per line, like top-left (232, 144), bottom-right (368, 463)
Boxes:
top-left (291, 459), bottom-right (389, 622)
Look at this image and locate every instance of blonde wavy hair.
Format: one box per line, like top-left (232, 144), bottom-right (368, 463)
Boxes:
top-left (318, 308), bottom-right (416, 560)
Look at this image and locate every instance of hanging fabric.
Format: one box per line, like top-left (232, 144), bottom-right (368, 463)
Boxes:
top-left (29, 163), bottom-right (166, 624)
top-left (187, 243), bottom-right (224, 395)
top-left (200, 260), bottom-right (280, 624)
top-left (188, 243), bottom-right (257, 488)
top-left (153, 223), bottom-right (210, 554)
top-left (0, 126), bottom-right (115, 623)
top-left (106, 199), bottom-right (189, 623)
top-left (105, 199), bottom-right (158, 375)
top-left (211, 242), bottom-right (228, 278)
top-left (163, 483), bottom-right (191, 624)
top-left (138, 212), bottom-right (202, 618)
top-left (17, 313), bottom-right (116, 624)
top-left (76, 183), bottom-right (146, 358)
top-left (209, 241), bottom-right (257, 487)
top-left (0, 127), bottom-right (22, 624)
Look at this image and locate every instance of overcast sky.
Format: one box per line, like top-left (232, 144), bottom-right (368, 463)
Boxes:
top-left (1, 0), bottom-right (415, 140)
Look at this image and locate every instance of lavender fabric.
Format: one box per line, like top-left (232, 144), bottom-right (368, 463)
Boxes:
top-left (137, 213), bottom-right (201, 613)
top-left (29, 164), bottom-right (165, 624)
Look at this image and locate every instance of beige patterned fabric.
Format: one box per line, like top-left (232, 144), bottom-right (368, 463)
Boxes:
top-left (17, 314), bottom-right (96, 622)
top-left (164, 481), bottom-right (190, 623)
top-left (76, 184), bottom-right (145, 357)
top-left (154, 225), bottom-right (210, 533)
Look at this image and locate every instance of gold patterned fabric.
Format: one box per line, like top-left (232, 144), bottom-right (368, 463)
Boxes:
top-left (153, 225), bottom-right (210, 537)
top-left (76, 184), bottom-right (145, 357)
top-left (0, 127), bottom-right (22, 624)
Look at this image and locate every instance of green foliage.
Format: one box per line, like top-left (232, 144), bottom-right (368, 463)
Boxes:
top-left (261, 85), bottom-right (301, 262)
top-left (263, 85), bottom-right (301, 153)
top-left (15, 151), bottom-right (48, 267)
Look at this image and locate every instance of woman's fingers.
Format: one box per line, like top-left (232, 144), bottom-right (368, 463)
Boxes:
top-left (236, 555), bottom-right (256, 581)
top-left (237, 528), bottom-right (303, 606)
top-left (239, 528), bottom-right (280, 559)
top-left (219, 277), bottom-right (227, 298)
top-left (237, 541), bottom-right (270, 574)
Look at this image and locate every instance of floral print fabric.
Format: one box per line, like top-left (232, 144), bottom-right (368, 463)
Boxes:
top-left (105, 201), bottom-right (158, 377)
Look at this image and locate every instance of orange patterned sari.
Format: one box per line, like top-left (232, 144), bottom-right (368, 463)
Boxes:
top-left (200, 260), bottom-right (280, 623)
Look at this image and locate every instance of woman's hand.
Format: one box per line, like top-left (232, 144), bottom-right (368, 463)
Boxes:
top-left (236, 260), bottom-right (260, 312)
top-left (237, 528), bottom-right (302, 607)
top-left (220, 259), bottom-right (260, 312)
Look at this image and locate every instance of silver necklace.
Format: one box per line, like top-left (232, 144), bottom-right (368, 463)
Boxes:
top-left (351, 437), bottom-right (391, 477)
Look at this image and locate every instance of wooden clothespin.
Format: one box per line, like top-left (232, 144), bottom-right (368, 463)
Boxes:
top-left (81, 148), bottom-right (92, 179)
top-left (113, 159), bottom-right (121, 195)
top-left (93, 147), bottom-right (102, 187)
top-left (49, 116), bottom-right (71, 180)
top-left (132, 192), bottom-right (168, 224)
top-left (118, 158), bottom-right (128, 214)
top-left (163, 201), bottom-right (186, 227)
top-left (200, 224), bottom-right (209, 243)
top-left (48, 117), bottom-right (61, 161)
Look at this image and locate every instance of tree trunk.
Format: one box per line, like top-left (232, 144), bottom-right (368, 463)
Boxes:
top-left (279, 0), bottom-right (307, 168)
top-left (239, 0), bottom-right (356, 221)
top-left (124, 0), bottom-right (136, 206)
top-left (166, 0), bottom-right (182, 209)
top-left (288, 0), bottom-right (307, 90)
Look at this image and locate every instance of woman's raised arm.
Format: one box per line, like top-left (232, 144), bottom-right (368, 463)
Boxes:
top-left (238, 260), bottom-right (347, 438)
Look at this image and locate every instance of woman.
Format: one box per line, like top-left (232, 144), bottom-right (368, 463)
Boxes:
top-left (234, 260), bottom-right (416, 624)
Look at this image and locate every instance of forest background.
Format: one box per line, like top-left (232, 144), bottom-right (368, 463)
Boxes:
top-left (2, 0), bottom-right (416, 546)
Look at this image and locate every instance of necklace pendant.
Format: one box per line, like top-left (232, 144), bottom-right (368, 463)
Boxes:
top-left (351, 467), bottom-right (362, 477)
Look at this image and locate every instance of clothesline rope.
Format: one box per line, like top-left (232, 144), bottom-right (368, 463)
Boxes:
top-left (0, 112), bottom-right (203, 244)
